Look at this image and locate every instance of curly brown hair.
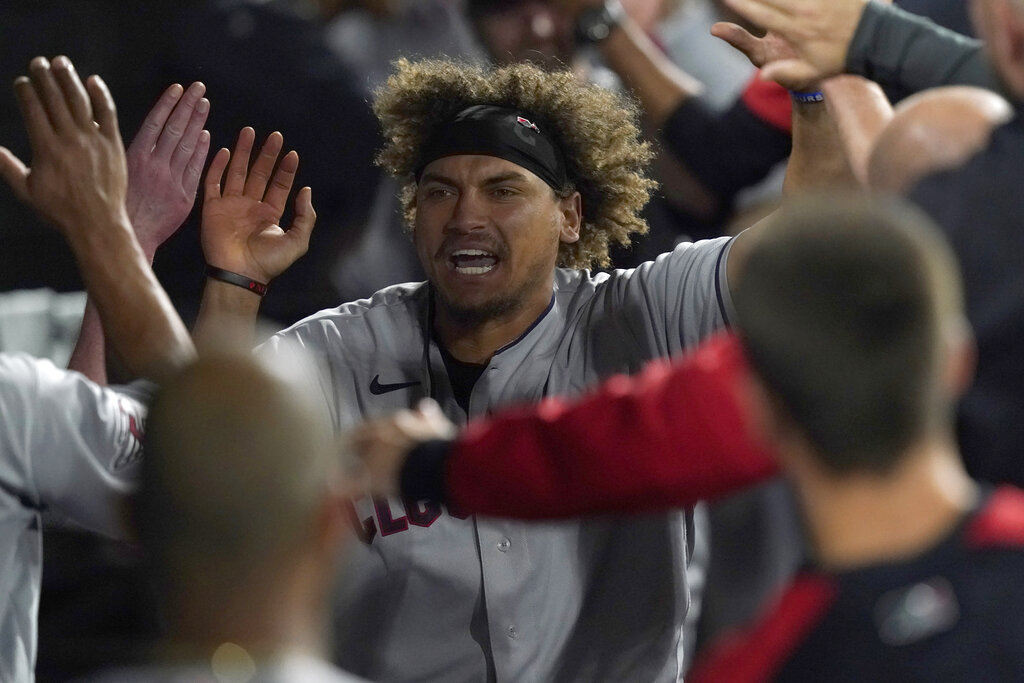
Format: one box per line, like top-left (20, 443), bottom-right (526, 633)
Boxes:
top-left (373, 58), bottom-right (656, 269)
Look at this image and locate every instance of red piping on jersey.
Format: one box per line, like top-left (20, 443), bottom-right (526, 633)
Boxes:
top-left (741, 73), bottom-right (793, 134)
top-left (688, 573), bottom-right (838, 683)
top-left (966, 486), bottom-right (1024, 548)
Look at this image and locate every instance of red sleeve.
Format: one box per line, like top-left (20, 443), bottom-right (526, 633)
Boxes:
top-left (446, 333), bottom-right (780, 519)
top-left (741, 72), bottom-right (793, 134)
top-left (688, 573), bottom-right (837, 683)
top-left (966, 486), bottom-right (1024, 548)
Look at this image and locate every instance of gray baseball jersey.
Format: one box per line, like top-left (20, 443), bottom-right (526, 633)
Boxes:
top-left (81, 653), bottom-right (371, 683)
top-left (262, 236), bottom-right (734, 682)
top-left (0, 354), bottom-right (147, 683)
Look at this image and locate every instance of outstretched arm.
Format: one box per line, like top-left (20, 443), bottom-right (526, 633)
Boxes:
top-left (69, 81), bottom-right (210, 383)
top-left (0, 56), bottom-right (194, 383)
top-left (351, 333), bottom-right (778, 518)
top-left (192, 127), bottom-right (315, 350)
top-left (719, 0), bottom-right (996, 93)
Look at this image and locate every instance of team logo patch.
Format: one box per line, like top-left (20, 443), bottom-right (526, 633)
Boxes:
top-left (112, 399), bottom-right (146, 471)
top-left (369, 374), bottom-right (422, 395)
top-left (516, 116), bottom-right (540, 133)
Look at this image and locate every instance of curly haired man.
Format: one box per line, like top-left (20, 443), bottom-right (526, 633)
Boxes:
top-left (199, 57), bottom-right (773, 682)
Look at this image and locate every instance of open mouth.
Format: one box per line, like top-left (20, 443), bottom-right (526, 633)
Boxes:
top-left (449, 249), bottom-right (499, 275)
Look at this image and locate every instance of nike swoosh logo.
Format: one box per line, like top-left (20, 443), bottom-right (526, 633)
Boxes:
top-left (370, 375), bottom-right (422, 395)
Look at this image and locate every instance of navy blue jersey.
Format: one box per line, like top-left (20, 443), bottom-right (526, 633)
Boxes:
top-left (690, 487), bottom-right (1024, 682)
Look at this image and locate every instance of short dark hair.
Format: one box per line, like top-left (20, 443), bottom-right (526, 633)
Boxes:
top-left (734, 194), bottom-right (964, 474)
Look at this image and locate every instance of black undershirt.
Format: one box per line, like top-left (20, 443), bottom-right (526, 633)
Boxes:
top-left (438, 344), bottom-right (488, 414)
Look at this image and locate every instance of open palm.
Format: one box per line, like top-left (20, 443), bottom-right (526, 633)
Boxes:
top-left (201, 127), bottom-right (315, 284)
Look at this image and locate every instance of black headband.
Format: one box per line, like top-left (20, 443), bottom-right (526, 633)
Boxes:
top-left (415, 104), bottom-right (569, 191)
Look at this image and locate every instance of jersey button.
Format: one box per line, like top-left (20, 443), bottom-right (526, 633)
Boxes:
top-left (497, 538), bottom-right (511, 552)
top-left (507, 624), bottom-right (519, 639)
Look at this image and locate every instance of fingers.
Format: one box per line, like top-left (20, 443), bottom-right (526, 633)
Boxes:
top-left (51, 56), bottom-right (93, 127)
top-left (12, 76), bottom-right (53, 156)
top-left (262, 147), bottom-right (297, 211)
top-left (183, 130), bottom-right (211, 198)
top-left (129, 83), bottom-right (184, 155)
top-left (244, 131), bottom-right (285, 200)
top-left (155, 81), bottom-right (206, 161)
top-left (710, 22), bottom-right (763, 66)
top-left (286, 186), bottom-right (316, 252)
top-left (0, 147), bottom-right (30, 202)
top-left (28, 57), bottom-right (75, 132)
top-left (721, 0), bottom-right (792, 34)
top-left (169, 95), bottom-right (210, 175)
top-left (85, 75), bottom-right (120, 139)
top-left (204, 147), bottom-right (231, 200)
top-left (223, 127), bottom-right (255, 196)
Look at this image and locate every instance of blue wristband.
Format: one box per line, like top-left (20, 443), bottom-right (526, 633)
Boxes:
top-left (790, 90), bottom-right (825, 104)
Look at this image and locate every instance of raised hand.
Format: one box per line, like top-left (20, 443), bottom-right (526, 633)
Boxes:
top-left (717, 0), bottom-right (877, 90)
top-left (201, 127), bottom-right (315, 284)
top-left (125, 81), bottom-right (211, 259)
top-left (0, 56), bottom-right (127, 236)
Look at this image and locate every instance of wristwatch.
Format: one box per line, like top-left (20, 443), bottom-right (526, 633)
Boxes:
top-left (574, 0), bottom-right (625, 45)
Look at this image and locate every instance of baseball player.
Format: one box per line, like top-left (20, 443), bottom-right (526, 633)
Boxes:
top-left (82, 349), bottom-right (368, 683)
top-left (0, 56), bottom-right (201, 682)
top-left (195, 56), bottom-right (836, 681)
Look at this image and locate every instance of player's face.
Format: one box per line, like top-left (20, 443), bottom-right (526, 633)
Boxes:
top-left (414, 154), bottom-right (580, 326)
top-left (473, 1), bottom-right (576, 68)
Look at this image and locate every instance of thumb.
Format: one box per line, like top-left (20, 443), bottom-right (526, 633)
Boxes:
top-left (711, 22), bottom-right (763, 66)
top-left (287, 186), bottom-right (315, 252)
top-left (0, 147), bottom-right (30, 203)
top-left (761, 59), bottom-right (822, 92)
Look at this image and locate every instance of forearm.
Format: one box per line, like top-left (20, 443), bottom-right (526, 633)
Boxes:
top-left (404, 334), bottom-right (778, 519)
top-left (193, 278), bottom-right (262, 352)
top-left (600, 17), bottom-right (704, 127)
top-left (783, 86), bottom-right (856, 195)
top-left (67, 300), bottom-right (107, 384)
top-left (847, 2), bottom-right (998, 93)
top-left (821, 76), bottom-right (893, 186)
top-left (66, 212), bottom-right (194, 384)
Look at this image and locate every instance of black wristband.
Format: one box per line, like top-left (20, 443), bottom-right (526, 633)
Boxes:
top-left (400, 439), bottom-right (455, 503)
top-left (205, 266), bottom-right (269, 297)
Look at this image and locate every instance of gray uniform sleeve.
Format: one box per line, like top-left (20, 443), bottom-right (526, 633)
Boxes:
top-left (602, 236), bottom-right (735, 354)
top-left (0, 354), bottom-right (146, 537)
top-left (846, 2), bottom-right (999, 92)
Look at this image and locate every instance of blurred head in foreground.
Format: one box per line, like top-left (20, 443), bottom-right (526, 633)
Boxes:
top-left (135, 342), bottom-right (348, 658)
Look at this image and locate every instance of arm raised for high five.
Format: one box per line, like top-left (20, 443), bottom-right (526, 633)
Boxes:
top-left (0, 56), bottom-right (194, 383)
top-left (717, 0), bottom-right (995, 94)
top-left (69, 81), bottom-right (211, 383)
top-left (193, 127), bottom-right (315, 349)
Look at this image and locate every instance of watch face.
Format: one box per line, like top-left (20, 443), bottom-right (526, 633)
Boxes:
top-left (575, 1), bottom-right (622, 45)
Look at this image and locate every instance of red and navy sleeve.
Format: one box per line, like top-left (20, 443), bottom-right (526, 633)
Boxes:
top-left (434, 333), bottom-right (778, 519)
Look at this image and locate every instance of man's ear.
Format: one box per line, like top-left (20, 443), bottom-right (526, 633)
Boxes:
top-left (557, 191), bottom-right (582, 244)
top-left (986, 0), bottom-right (1024, 94)
top-left (942, 318), bottom-right (977, 400)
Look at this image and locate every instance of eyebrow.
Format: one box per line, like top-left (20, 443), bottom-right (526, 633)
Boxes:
top-left (419, 170), bottom-right (532, 187)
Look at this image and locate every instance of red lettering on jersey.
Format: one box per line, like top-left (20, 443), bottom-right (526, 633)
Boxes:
top-left (405, 499), bottom-right (442, 527)
top-left (346, 500), bottom-right (377, 544)
top-left (375, 498), bottom-right (410, 536)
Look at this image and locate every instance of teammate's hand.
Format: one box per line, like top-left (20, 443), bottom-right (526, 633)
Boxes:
top-left (0, 56), bottom-right (129, 237)
top-left (126, 81), bottom-right (210, 259)
top-left (712, 25), bottom-right (815, 89)
top-left (201, 127), bottom-right (315, 284)
top-left (349, 400), bottom-right (458, 499)
top-left (716, 0), bottom-right (879, 90)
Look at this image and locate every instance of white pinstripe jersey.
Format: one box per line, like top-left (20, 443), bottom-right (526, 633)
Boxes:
top-left (0, 354), bottom-right (147, 683)
top-left (262, 236), bottom-right (735, 682)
